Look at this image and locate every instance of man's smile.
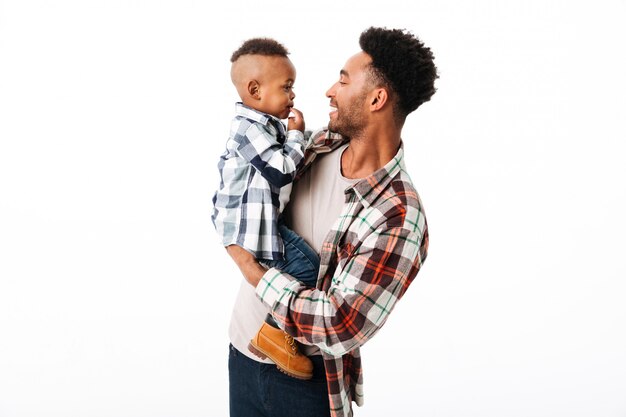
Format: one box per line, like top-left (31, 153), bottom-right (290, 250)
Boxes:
top-left (329, 102), bottom-right (338, 118)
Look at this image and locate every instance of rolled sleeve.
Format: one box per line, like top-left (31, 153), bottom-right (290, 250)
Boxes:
top-left (255, 267), bottom-right (299, 308)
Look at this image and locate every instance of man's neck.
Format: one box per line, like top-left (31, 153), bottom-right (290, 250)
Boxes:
top-left (341, 127), bottom-right (401, 179)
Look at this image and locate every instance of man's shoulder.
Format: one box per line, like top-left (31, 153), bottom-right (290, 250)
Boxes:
top-left (389, 171), bottom-right (422, 206)
top-left (306, 127), bottom-right (345, 149)
top-left (299, 128), bottom-right (347, 173)
top-left (371, 171), bottom-right (426, 231)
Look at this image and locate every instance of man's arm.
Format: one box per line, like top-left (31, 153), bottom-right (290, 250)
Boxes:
top-left (228, 222), bottom-right (428, 357)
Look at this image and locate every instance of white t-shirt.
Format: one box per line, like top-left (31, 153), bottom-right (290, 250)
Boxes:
top-left (228, 144), bottom-right (356, 361)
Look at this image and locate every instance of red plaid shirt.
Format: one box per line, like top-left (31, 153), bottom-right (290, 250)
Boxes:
top-left (256, 129), bottom-right (429, 417)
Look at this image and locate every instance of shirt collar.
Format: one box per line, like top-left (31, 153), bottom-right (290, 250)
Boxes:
top-left (235, 102), bottom-right (284, 128)
top-left (347, 144), bottom-right (407, 208)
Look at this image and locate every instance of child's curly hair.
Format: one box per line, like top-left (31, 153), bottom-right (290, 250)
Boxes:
top-left (230, 38), bottom-right (289, 63)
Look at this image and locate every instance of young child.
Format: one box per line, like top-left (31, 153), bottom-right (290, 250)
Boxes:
top-left (211, 38), bottom-right (319, 380)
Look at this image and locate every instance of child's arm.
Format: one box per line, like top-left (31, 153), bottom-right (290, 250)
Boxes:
top-left (235, 118), bottom-right (307, 188)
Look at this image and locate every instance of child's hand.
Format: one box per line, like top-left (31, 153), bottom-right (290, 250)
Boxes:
top-left (287, 108), bottom-right (305, 133)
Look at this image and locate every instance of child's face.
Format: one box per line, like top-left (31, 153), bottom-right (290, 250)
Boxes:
top-left (255, 57), bottom-right (297, 120)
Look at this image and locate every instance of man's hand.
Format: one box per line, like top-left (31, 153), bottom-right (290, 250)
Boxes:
top-left (226, 245), bottom-right (268, 287)
top-left (287, 108), bottom-right (305, 132)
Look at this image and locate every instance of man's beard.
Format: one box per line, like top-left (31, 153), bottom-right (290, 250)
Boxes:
top-left (328, 92), bottom-right (368, 139)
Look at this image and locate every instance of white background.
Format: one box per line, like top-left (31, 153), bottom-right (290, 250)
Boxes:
top-left (1, 1), bottom-right (625, 416)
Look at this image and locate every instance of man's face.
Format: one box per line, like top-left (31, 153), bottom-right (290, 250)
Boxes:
top-left (326, 52), bottom-right (373, 138)
top-left (256, 56), bottom-right (296, 120)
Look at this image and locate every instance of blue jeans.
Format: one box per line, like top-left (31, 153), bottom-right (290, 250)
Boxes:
top-left (262, 224), bottom-right (320, 288)
top-left (229, 344), bottom-right (330, 417)
top-left (261, 224), bottom-right (320, 328)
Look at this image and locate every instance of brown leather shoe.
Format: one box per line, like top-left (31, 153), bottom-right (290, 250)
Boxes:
top-left (248, 322), bottom-right (314, 380)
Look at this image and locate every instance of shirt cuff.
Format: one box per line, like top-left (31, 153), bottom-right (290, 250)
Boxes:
top-left (255, 267), bottom-right (297, 308)
top-left (286, 129), bottom-right (305, 143)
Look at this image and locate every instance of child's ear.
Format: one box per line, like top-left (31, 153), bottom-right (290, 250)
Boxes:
top-left (247, 80), bottom-right (261, 100)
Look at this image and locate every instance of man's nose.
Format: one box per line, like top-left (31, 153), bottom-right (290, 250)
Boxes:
top-left (326, 83), bottom-right (337, 98)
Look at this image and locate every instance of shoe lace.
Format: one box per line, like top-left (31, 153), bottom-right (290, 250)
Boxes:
top-left (284, 334), bottom-right (297, 352)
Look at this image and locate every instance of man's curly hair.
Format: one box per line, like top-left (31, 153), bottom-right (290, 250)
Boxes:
top-left (230, 38), bottom-right (289, 63)
top-left (359, 27), bottom-right (438, 120)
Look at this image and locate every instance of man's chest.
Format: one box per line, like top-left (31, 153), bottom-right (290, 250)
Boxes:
top-left (284, 144), bottom-right (355, 254)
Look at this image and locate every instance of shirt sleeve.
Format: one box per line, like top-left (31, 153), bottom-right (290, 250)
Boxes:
top-left (255, 223), bottom-right (428, 357)
top-left (234, 122), bottom-right (306, 188)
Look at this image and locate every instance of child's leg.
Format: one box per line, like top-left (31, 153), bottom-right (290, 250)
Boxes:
top-left (248, 224), bottom-right (319, 380)
top-left (274, 223), bottom-right (320, 287)
top-left (262, 224), bottom-right (319, 328)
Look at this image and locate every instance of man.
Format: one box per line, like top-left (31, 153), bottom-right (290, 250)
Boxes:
top-left (225, 26), bottom-right (438, 417)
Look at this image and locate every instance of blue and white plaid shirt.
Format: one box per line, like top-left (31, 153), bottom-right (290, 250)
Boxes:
top-left (211, 103), bottom-right (307, 260)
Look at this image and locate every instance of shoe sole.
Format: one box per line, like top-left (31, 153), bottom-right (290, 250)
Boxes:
top-left (247, 342), bottom-right (313, 380)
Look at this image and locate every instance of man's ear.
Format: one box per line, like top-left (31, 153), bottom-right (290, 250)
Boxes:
top-left (370, 88), bottom-right (388, 111)
top-left (247, 80), bottom-right (261, 100)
